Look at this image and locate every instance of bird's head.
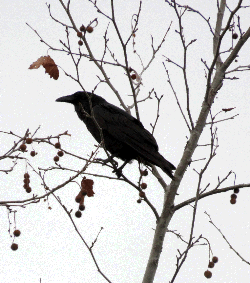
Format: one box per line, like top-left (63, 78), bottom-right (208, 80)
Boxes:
top-left (56, 91), bottom-right (91, 105)
top-left (56, 91), bottom-right (107, 110)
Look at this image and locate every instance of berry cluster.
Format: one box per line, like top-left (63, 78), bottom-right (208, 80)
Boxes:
top-left (230, 188), bottom-right (239, 204)
top-left (23, 172), bottom-right (32, 193)
top-left (53, 142), bottom-right (64, 162)
top-left (204, 256), bottom-right (219, 279)
top-left (75, 191), bottom-right (86, 218)
top-left (19, 137), bottom-right (37, 157)
top-left (11, 230), bottom-right (21, 251)
top-left (74, 178), bottom-right (94, 218)
top-left (77, 24), bottom-right (94, 46)
top-left (19, 137), bottom-right (66, 162)
top-left (137, 169), bottom-right (148, 203)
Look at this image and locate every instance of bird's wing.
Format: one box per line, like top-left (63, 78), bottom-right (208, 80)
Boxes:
top-left (93, 103), bottom-right (159, 153)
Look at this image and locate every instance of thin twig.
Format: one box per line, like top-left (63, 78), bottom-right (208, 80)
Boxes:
top-left (205, 212), bottom-right (250, 265)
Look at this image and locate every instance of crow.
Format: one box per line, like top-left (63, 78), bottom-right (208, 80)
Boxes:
top-left (56, 91), bottom-right (175, 179)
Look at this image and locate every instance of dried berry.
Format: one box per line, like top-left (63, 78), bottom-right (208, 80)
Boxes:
top-left (57, 151), bottom-right (64, 157)
top-left (30, 151), bottom-right (36, 157)
top-left (230, 198), bottom-right (236, 204)
top-left (26, 138), bottom-right (33, 144)
top-left (137, 199), bottom-right (142, 204)
top-left (24, 178), bottom-right (30, 184)
top-left (140, 169), bottom-right (148, 176)
top-left (80, 25), bottom-right (85, 32)
top-left (208, 261), bottom-right (214, 268)
top-left (139, 191), bottom-right (145, 198)
top-left (77, 31), bottom-right (82, 37)
top-left (24, 173), bottom-right (30, 179)
top-left (234, 188), bottom-right (239, 194)
top-left (75, 195), bottom-right (82, 203)
top-left (75, 211), bottom-right (82, 218)
top-left (140, 183), bottom-right (147, 190)
top-left (11, 243), bottom-right (18, 251)
top-left (26, 187), bottom-right (32, 193)
top-left (212, 256), bottom-right (218, 263)
top-left (86, 26), bottom-right (93, 33)
top-left (13, 230), bottom-right (21, 237)
top-left (81, 190), bottom-right (87, 196)
top-left (78, 40), bottom-right (83, 46)
top-left (131, 74), bottom-right (136, 80)
top-left (231, 194), bottom-right (237, 199)
top-left (20, 144), bottom-right (27, 151)
top-left (54, 142), bottom-right (61, 149)
top-left (54, 156), bottom-right (59, 162)
top-left (204, 270), bottom-right (212, 279)
top-left (232, 33), bottom-right (238, 39)
top-left (79, 204), bottom-right (85, 211)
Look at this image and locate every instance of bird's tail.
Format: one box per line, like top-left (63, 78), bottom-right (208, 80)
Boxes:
top-left (160, 158), bottom-right (176, 180)
top-left (146, 152), bottom-right (176, 179)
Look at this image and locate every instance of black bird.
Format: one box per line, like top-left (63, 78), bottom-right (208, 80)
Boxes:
top-left (56, 91), bottom-right (175, 179)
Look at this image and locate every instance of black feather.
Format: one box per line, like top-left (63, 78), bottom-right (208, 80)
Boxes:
top-left (56, 91), bottom-right (175, 179)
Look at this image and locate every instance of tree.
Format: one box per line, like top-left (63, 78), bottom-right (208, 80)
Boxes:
top-left (1, 0), bottom-right (250, 282)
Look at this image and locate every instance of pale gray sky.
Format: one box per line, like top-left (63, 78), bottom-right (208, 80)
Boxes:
top-left (1, 1), bottom-right (250, 282)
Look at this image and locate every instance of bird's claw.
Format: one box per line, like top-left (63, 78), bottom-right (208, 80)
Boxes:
top-left (95, 157), bottom-right (122, 177)
top-left (95, 157), bottom-right (118, 167)
top-left (112, 167), bottom-right (123, 178)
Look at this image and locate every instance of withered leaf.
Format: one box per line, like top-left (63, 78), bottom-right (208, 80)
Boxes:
top-left (81, 177), bottom-right (95, 197)
top-left (222, 107), bottom-right (235, 112)
top-left (29, 55), bottom-right (59, 80)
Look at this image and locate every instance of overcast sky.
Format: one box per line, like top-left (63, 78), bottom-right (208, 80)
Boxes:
top-left (1, 0), bottom-right (250, 282)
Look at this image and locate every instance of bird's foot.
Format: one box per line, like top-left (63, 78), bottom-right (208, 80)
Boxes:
top-left (112, 160), bottom-right (130, 178)
top-left (112, 167), bottom-right (123, 178)
top-left (95, 157), bottom-right (118, 167)
top-left (95, 157), bottom-right (129, 178)
top-left (96, 157), bottom-right (122, 177)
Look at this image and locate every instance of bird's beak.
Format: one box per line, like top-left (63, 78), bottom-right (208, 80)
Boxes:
top-left (56, 95), bottom-right (74, 103)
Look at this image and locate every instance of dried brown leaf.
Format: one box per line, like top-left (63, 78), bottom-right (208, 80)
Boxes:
top-left (81, 177), bottom-right (95, 197)
top-left (222, 107), bottom-right (235, 112)
top-left (29, 55), bottom-right (59, 80)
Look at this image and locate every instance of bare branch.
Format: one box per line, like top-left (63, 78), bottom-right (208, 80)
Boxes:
top-left (163, 63), bottom-right (191, 131)
top-left (205, 212), bottom-right (250, 266)
top-left (58, 0), bottom-right (128, 111)
top-left (174, 183), bottom-right (250, 211)
top-left (52, 193), bottom-right (113, 283)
